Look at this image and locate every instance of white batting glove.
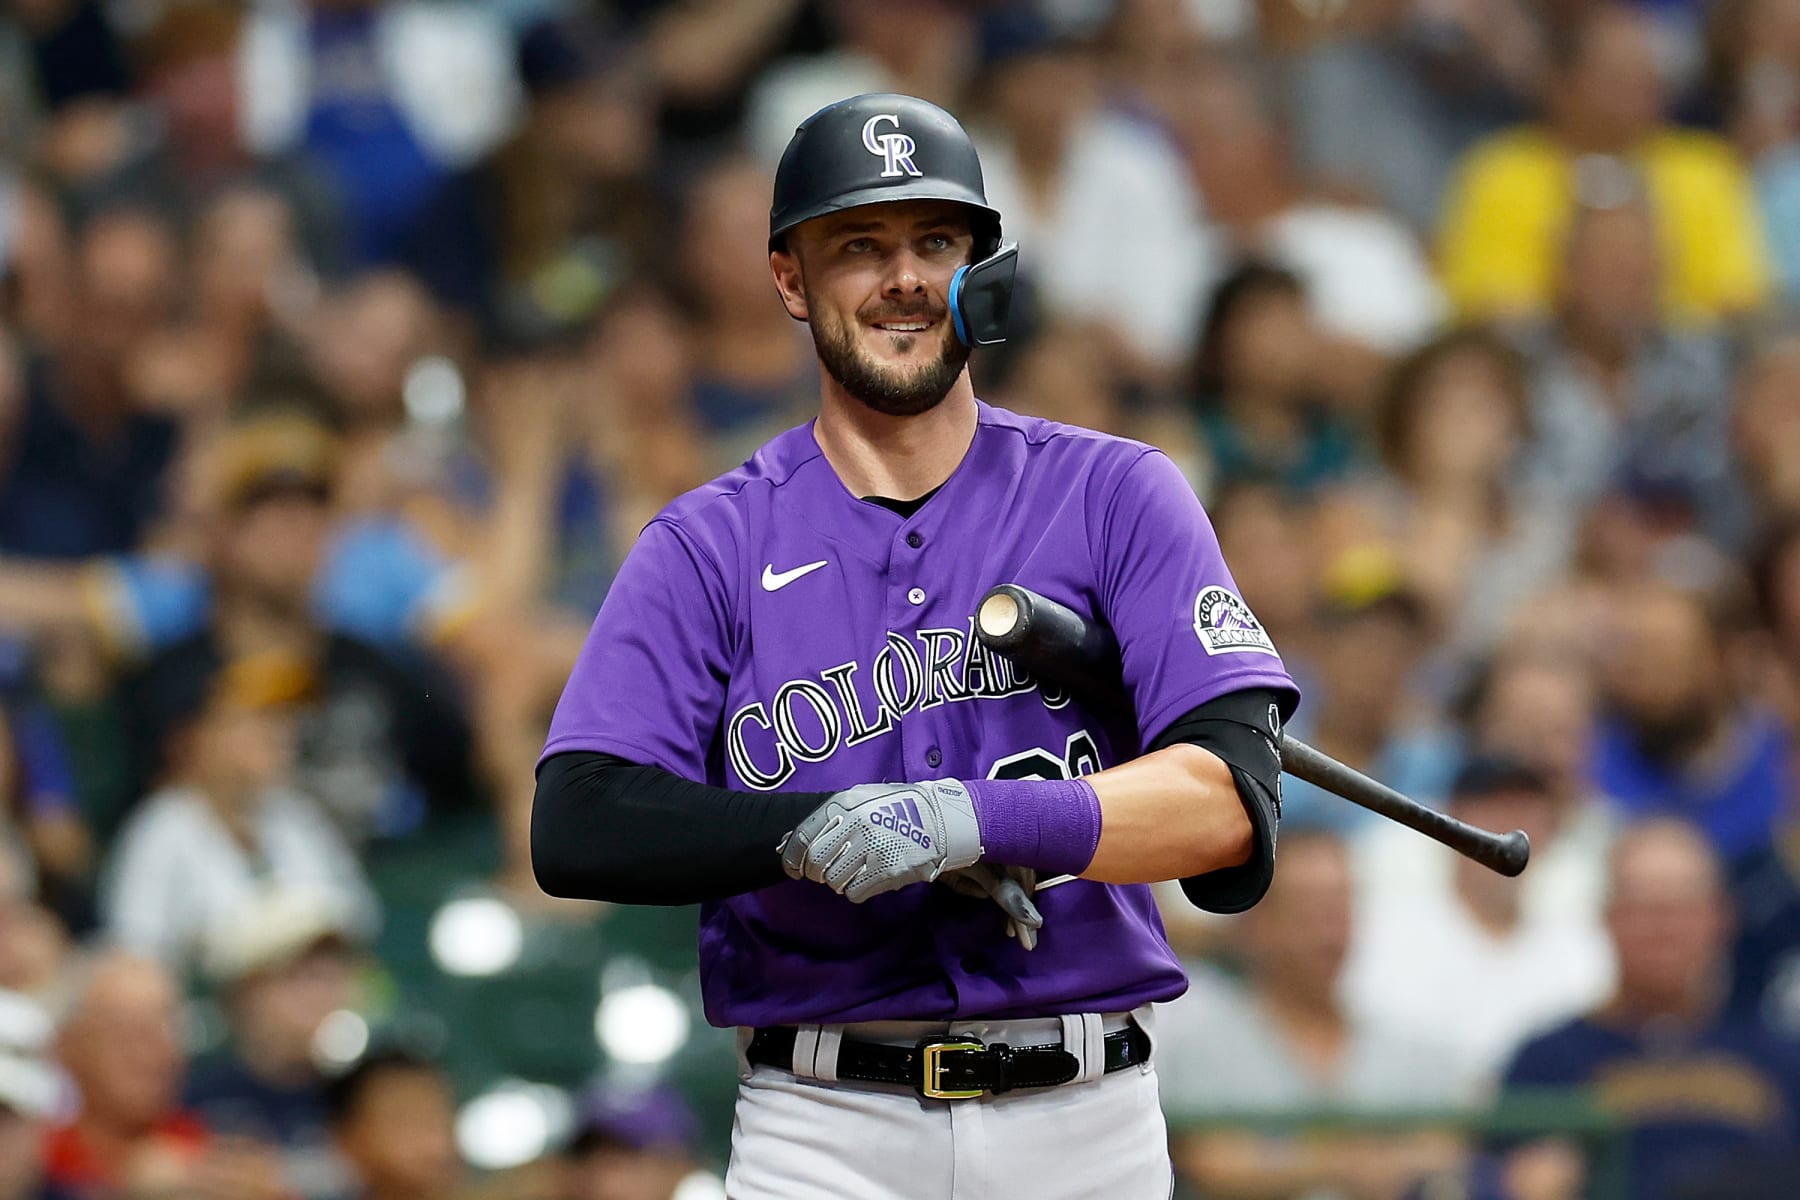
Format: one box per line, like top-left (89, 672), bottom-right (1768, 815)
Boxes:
top-left (778, 780), bottom-right (983, 903)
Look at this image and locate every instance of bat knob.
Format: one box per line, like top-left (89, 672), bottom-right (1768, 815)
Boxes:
top-left (978, 586), bottom-right (1026, 643)
top-left (1493, 830), bottom-right (1531, 877)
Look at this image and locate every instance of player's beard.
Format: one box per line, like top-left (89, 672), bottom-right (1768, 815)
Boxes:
top-left (809, 293), bottom-right (970, 417)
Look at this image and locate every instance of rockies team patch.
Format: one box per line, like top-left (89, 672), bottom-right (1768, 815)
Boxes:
top-left (1193, 586), bottom-right (1278, 657)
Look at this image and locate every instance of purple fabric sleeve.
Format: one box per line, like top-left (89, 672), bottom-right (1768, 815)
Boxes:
top-left (965, 776), bottom-right (1102, 878)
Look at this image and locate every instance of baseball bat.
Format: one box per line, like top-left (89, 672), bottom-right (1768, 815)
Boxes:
top-left (975, 584), bottom-right (1530, 878)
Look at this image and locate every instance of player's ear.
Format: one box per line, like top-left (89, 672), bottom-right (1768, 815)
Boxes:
top-left (771, 246), bottom-right (809, 322)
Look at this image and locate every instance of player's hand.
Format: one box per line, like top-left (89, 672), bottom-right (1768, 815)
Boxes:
top-left (940, 864), bottom-right (1043, 950)
top-left (778, 780), bottom-right (983, 903)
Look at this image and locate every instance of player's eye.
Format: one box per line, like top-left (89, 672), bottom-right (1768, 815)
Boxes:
top-left (843, 237), bottom-right (875, 254)
top-left (923, 233), bottom-right (953, 252)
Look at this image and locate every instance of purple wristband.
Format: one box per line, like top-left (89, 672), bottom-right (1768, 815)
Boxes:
top-left (964, 776), bottom-right (1102, 878)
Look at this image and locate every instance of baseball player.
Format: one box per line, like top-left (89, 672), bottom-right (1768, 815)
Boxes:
top-left (532, 94), bottom-right (1299, 1199)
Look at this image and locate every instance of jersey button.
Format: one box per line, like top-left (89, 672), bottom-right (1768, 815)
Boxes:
top-left (906, 531), bottom-right (923, 549)
top-left (908, 587), bottom-right (926, 605)
top-left (926, 748), bottom-right (942, 768)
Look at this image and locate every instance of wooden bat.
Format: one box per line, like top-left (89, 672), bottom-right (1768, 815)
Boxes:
top-left (975, 584), bottom-right (1530, 878)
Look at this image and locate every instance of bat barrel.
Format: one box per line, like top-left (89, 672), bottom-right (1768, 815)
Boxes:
top-left (1279, 735), bottom-right (1530, 877)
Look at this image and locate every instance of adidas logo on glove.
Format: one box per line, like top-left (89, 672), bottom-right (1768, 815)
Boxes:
top-left (870, 799), bottom-right (933, 849)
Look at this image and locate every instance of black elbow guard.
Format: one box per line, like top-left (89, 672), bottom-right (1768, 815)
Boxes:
top-left (1148, 688), bottom-right (1286, 914)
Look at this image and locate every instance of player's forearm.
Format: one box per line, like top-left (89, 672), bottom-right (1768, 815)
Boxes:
top-left (1080, 743), bottom-right (1251, 883)
top-left (960, 745), bottom-right (1247, 885)
top-left (531, 751), bottom-right (828, 905)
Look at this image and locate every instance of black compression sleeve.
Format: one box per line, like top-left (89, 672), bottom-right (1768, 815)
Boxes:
top-left (1147, 688), bottom-right (1286, 915)
top-left (531, 753), bottom-right (831, 906)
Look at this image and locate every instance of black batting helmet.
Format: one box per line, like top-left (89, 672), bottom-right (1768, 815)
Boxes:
top-left (768, 93), bottom-right (1017, 346)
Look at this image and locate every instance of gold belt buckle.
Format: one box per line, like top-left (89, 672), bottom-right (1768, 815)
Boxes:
top-left (919, 1039), bottom-right (986, 1100)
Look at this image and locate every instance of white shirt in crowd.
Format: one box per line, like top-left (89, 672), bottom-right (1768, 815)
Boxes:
top-left (1259, 203), bottom-right (1448, 355)
top-left (103, 785), bottom-right (379, 973)
top-left (1156, 961), bottom-right (1467, 1116)
top-left (1342, 827), bottom-right (1616, 1098)
top-left (978, 112), bottom-right (1214, 368)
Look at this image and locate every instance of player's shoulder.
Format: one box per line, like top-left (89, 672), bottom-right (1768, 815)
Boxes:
top-left (975, 400), bottom-right (1160, 469)
top-left (648, 420), bottom-right (828, 532)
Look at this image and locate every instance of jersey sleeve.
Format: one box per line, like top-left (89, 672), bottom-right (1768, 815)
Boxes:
top-left (315, 519), bottom-right (478, 649)
top-left (539, 519), bottom-right (733, 780)
top-left (82, 555), bottom-right (210, 659)
top-left (1095, 450), bottom-right (1299, 746)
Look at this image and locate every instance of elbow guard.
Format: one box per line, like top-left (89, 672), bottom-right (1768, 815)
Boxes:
top-left (1147, 688), bottom-right (1286, 914)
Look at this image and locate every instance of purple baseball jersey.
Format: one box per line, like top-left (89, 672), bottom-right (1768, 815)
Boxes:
top-left (542, 402), bottom-right (1298, 1027)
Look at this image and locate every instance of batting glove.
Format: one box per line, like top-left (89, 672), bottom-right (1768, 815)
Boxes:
top-left (779, 780), bottom-right (983, 903)
top-left (940, 865), bottom-right (1043, 951)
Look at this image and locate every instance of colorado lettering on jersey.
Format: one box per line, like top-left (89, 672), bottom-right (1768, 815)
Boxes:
top-left (727, 616), bottom-right (1071, 790)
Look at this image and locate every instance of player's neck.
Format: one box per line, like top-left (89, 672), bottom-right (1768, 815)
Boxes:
top-left (814, 379), bottom-right (978, 501)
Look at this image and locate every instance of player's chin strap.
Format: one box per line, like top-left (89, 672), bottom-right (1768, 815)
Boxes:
top-left (948, 241), bottom-right (1019, 348)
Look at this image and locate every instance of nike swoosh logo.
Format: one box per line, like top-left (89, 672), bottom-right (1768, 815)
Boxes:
top-left (762, 560), bottom-right (829, 591)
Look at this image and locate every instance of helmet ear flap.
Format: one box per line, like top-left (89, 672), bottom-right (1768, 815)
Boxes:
top-left (949, 241), bottom-right (1018, 348)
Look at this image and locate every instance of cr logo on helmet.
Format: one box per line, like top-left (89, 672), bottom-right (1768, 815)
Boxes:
top-left (861, 114), bottom-right (922, 179)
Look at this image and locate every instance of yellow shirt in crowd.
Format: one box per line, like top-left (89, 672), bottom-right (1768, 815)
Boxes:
top-left (1437, 126), bottom-right (1771, 324)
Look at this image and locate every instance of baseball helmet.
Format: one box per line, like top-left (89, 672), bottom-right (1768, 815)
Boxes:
top-left (768, 93), bottom-right (1019, 347)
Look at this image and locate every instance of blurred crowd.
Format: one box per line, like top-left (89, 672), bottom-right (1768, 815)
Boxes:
top-left (3, 0), bottom-right (1800, 1197)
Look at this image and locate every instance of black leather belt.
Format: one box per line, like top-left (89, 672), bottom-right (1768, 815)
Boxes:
top-left (745, 1024), bottom-right (1151, 1100)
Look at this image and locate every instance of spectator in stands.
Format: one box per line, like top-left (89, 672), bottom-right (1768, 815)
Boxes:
top-left (1439, 3), bottom-right (1769, 324)
top-left (236, 0), bottom-right (520, 270)
top-left (1365, 328), bottom-right (1574, 655)
top-left (1499, 820), bottom-right (1800, 1200)
top-left (743, 0), bottom-right (976, 166)
top-left (987, 319), bottom-right (1131, 441)
top-left (1516, 196), bottom-right (1742, 546)
top-left (562, 1082), bottom-right (706, 1200)
top-left (1592, 584), bottom-right (1792, 865)
top-left (0, 882), bottom-right (68, 1005)
top-left (135, 184), bottom-right (323, 424)
top-left (1734, 331), bottom-right (1800, 528)
top-left (325, 1048), bottom-right (462, 1200)
top-left (1189, 263), bottom-right (1361, 495)
top-left (1160, 828), bottom-right (1469, 1198)
top-left (16, 0), bottom-right (140, 212)
top-left (1346, 757), bottom-right (1615, 1098)
top-left (0, 208), bottom-right (181, 560)
top-left (1279, 583), bottom-right (1458, 830)
top-left (0, 988), bottom-right (58, 1200)
top-left (678, 157), bottom-right (814, 452)
top-left (1205, 483), bottom-right (1320, 654)
top-left (972, 24), bottom-right (1212, 375)
top-left (1719, 523), bottom-right (1800, 1034)
top-left (1158, 50), bottom-right (1446, 361)
top-left (0, 414), bottom-right (480, 844)
top-left (186, 888), bottom-right (367, 1200)
top-left (1462, 651), bottom-right (1618, 925)
top-left (1268, 0), bottom-right (1541, 232)
top-left (1714, 0), bottom-right (1800, 304)
top-left (403, 14), bottom-right (659, 350)
top-left (1352, 651), bottom-right (1619, 975)
top-left (46, 951), bottom-right (286, 1200)
top-left (0, 700), bottom-right (89, 932)
top-left (103, 649), bottom-right (376, 972)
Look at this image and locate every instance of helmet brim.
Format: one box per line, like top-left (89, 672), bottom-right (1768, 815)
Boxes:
top-left (769, 182), bottom-right (1001, 251)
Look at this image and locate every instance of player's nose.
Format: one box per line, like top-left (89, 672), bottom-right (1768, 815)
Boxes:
top-left (880, 248), bottom-right (930, 297)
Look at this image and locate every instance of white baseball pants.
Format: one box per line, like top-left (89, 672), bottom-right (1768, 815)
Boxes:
top-left (724, 1008), bottom-right (1174, 1200)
